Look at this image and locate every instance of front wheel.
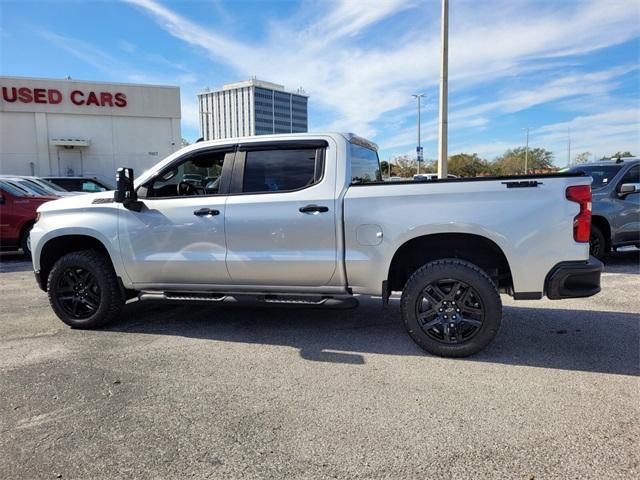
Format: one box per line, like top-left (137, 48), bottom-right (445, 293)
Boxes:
top-left (589, 225), bottom-right (607, 261)
top-left (400, 259), bottom-right (502, 357)
top-left (47, 250), bottom-right (124, 329)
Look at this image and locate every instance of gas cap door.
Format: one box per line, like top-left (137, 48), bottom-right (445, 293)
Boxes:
top-left (356, 224), bottom-right (383, 246)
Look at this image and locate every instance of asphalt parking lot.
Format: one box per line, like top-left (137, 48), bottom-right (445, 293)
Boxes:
top-left (1, 251), bottom-right (638, 479)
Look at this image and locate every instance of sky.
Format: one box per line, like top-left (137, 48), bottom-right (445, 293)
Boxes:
top-left (1, 0), bottom-right (639, 164)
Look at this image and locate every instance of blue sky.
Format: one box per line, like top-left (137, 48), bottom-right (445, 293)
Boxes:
top-left (1, 0), bottom-right (639, 164)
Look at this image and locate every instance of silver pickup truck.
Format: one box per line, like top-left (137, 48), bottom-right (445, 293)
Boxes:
top-left (31, 133), bottom-right (602, 357)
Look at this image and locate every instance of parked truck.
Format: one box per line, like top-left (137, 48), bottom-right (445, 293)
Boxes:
top-left (30, 133), bottom-right (602, 357)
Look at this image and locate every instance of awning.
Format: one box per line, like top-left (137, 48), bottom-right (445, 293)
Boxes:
top-left (50, 139), bottom-right (90, 147)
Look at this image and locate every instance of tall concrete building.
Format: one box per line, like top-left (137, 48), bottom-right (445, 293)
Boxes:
top-left (197, 79), bottom-right (308, 140)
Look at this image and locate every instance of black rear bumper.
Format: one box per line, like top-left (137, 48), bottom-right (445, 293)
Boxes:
top-left (545, 256), bottom-right (603, 300)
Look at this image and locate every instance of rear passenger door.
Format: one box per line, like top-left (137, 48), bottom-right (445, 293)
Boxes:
top-left (613, 165), bottom-right (640, 245)
top-left (224, 140), bottom-right (338, 286)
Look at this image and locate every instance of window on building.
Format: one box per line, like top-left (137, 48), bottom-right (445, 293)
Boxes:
top-left (350, 143), bottom-right (381, 184)
top-left (242, 148), bottom-right (322, 193)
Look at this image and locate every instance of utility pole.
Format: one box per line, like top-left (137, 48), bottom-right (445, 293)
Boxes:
top-left (437, 0), bottom-right (449, 179)
top-left (412, 94), bottom-right (425, 174)
top-left (524, 127), bottom-right (529, 174)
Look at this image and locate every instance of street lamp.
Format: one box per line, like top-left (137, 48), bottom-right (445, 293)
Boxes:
top-left (412, 93), bottom-right (425, 174)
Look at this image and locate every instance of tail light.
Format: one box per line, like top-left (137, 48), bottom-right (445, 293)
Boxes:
top-left (566, 185), bottom-right (592, 242)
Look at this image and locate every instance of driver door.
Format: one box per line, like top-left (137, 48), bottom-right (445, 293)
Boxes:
top-left (118, 146), bottom-right (234, 287)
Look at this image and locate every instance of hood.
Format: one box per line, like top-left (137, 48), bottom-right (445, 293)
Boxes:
top-left (37, 190), bottom-right (114, 213)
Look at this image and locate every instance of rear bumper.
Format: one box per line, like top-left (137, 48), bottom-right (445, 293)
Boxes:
top-left (545, 256), bottom-right (603, 300)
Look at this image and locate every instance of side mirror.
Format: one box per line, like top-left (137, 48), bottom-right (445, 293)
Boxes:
top-left (114, 167), bottom-right (143, 211)
top-left (618, 183), bottom-right (639, 197)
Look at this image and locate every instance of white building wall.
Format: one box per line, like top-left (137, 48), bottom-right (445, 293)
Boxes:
top-left (0, 76), bottom-right (181, 183)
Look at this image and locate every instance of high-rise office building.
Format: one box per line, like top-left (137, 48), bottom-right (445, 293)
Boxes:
top-left (197, 78), bottom-right (308, 140)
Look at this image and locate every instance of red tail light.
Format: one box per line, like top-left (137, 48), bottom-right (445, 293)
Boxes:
top-left (566, 185), bottom-right (592, 243)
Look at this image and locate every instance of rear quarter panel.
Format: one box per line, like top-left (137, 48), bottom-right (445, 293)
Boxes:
top-left (343, 177), bottom-right (591, 295)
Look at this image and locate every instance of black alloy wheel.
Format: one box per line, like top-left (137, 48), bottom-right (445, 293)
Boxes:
top-left (56, 266), bottom-right (101, 319)
top-left (416, 278), bottom-right (484, 344)
top-left (589, 225), bottom-right (606, 260)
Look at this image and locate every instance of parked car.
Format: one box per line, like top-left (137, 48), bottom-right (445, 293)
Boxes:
top-left (0, 175), bottom-right (77, 197)
top-left (31, 133), bottom-right (601, 358)
top-left (569, 158), bottom-right (640, 259)
top-left (0, 180), bottom-right (58, 255)
top-left (44, 177), bottom-right (114, 193)
top-left (413, 173), bottom-right (458, 180)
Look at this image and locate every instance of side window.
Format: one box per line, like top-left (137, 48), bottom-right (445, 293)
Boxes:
top-left (618, 166), bottom-right (639, 188)
top-left (142, 149), bottom-right (229, 198)
top-left (82, 181), bottom-right (106, 192)
top-left (350, 143), bottom-right (381, 184)
top-left (242, 148), bottom-right (321, 193)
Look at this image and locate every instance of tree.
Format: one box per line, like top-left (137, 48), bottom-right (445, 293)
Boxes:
top-left (611, 151), bottom-right (634, 158)
top-left (380, 160), bottom-right (391, 178)
top-left (390, 155), bottom-right (418, 178)
top-left (492, 147), bottom-right (554, 175)
top-left (181, 137), bottom-right (191, 148)
top-left (572, 152), bottom-right (591, 165)
top-left (447, 153), bottom-right (490, 177)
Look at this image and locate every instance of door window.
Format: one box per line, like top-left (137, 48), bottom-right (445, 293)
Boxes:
top-left (350, 143), bottom-right (382, 184)
top-left (141, 149), bottom-right (229, 198)
top-left (242, 148), bottom-right (321, 193)
top-left (618, 166), bottom-right (639, 189)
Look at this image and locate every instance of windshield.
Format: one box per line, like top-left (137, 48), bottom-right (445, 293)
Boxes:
top-left (9, 179), bottom-right (51, 196)
top-left (570, 164), bottom-right (623, 189)
top-left (0, 181), bottom-right (31, 197)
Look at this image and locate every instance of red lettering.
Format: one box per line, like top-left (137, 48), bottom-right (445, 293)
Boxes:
top-left (18, 87), bottom-right (33, 103)
top-left (70, 90), bottom-right (84, 105)
top-left (114, 92), bottom-right (127, 107)
top-left (48, 89), bottom-right (62, 104)
top-left (100, 92), bottom-right (113, 107)
top-left (33, 88), bottom-right (47, 104)
top-left (85, 91), bottom-right (100, 106)
top-left (2, 86), bottom-right (17, 102)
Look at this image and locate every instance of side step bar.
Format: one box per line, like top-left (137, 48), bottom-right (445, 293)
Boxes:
top-left (137, 291), bottom-right (359, 309)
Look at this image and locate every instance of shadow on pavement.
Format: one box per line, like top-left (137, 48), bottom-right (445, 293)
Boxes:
top-left (106, 297), bottom-right (639, 376)
top-left (604, 249), bottom-right (640, 274)
top-left (0, 252), bottom-right (32, 273)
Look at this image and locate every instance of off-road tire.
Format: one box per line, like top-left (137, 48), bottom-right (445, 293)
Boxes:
top-left (47, 250), bottom-right (124, 329)
top-left (400, 258), bottom-right (502, 357)
top-left (589, 225), bottom-right (607, 261)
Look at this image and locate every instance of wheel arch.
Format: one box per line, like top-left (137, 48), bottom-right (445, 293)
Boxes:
top-left (387, 232), bottom-right (513, 293)
top-left (591, 215), bottom-right (611, 250)
top-left (38, 234), bottom-right (116, 292)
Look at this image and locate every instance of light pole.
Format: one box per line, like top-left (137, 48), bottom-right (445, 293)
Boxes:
top-left (437, 0), bottom-right (449, 179)
top-left (524, 127), bottom-right (529, 174)
top-left (412, 93), bottom-right (425, 174)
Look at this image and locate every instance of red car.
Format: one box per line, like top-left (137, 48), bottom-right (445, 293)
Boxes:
top-left (0, 180), bottom-right (58, 256)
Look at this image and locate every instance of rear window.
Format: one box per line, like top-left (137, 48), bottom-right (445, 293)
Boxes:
top-left (350, 143), bottom-right (381, 184)
top-left (242, 148), bottom-right (321, 193)
top-left (571, 165), bottom-right (622, 189)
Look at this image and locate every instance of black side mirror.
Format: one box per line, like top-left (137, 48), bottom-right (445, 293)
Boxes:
top-left (114, 167), bottom-right (143, 211)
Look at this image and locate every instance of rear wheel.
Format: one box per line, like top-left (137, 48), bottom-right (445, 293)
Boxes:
top-left (400, 259), bottom-right (502, 357)
top-left (47, 250), bottom-right (124, 328)
top-left (589, 225), bottom-right (607, 260)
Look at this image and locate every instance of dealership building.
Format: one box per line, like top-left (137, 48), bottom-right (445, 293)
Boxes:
top-left (0, 76), bottom-right (181, 183)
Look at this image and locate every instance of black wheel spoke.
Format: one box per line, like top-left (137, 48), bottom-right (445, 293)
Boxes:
top-left (57, 266), bottom-right (101, 320)
top-left (415, 277), bottom-right (485, 345)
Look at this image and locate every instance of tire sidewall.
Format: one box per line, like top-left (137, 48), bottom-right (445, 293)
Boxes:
top-left (48, 251), bottom-right (121, 328)
top-left (401, 260), bottom-right (502, 357)
top-left (589, 225), bottom-right (606, 260)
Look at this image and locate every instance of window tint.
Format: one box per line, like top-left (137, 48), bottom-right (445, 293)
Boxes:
top-left (350, 143), bottom-right (381, 184)
top-left (81, 181), bottom-right (107, 192)
top-left (144, 149), bottom-right (228, 198)
top-left (571, 165), bottom-right (622, 189)
top-left (242, 148), bottom-right (320, 193)
top-left (619, 165), bottom-right (639, 186)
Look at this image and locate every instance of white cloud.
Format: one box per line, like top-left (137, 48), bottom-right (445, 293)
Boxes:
top-left (124, 0), bottom-right (639, 149)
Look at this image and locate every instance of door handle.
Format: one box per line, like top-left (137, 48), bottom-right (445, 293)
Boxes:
top-left (193, 208), bottom-right (220, 216)
top-left (299, 205), bottom-right (329, 213)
